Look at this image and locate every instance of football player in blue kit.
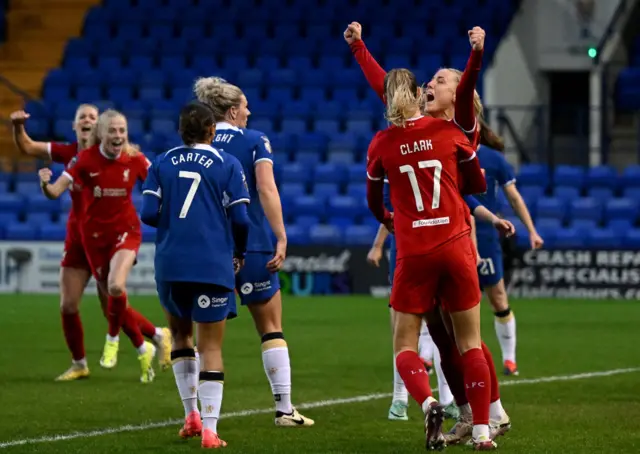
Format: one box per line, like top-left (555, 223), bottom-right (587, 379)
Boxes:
top-left (194, 76), bottom-right (314, 427)
top-left (368, 180), bottom-right (515, 421)
top-left (141, 102), bottom-right (250, 449)
top-left (473, 142), bottom-right (543, 376)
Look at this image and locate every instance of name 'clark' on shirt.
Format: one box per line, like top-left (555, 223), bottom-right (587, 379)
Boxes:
top-left (400, 139), bottom-right (433, 155)
top-left (367, 116), bottom-right (479, 259)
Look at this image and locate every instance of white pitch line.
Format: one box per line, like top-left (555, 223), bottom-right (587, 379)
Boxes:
top-left (1, 367), bottom-right (638, 449)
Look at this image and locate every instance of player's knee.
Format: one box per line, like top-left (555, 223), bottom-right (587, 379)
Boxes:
top-left (59, 297), bottom-right (80, 314)
top-left (487, 284), bottom-right (508, 312)
top-left (107, 281), bottom-right (126, 297)
top-left (261, 332), bottom-right (287, 351)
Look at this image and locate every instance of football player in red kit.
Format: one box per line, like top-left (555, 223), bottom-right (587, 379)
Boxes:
top-left (38, 109), bottom-right (158, 384)
top-left (346, 22), bottom-right (512, 445)
top-left (11, 106), bottom-right (172, 381)
top-left (367, 69), bottom-right (497, 450)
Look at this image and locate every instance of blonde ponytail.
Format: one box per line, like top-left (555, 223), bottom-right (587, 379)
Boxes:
top-left (384, 69), bottom-right (420, 127)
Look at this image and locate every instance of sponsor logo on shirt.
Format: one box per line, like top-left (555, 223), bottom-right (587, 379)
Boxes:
top-left (412, 217), bottom-right (450, 228)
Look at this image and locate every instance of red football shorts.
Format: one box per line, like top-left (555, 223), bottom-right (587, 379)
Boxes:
top-left (60, 224), bottom-right (91, 271)
top-left (84, 231), bottom-right (142, 281)
top-left (390, 235), bottom-right (481, 314)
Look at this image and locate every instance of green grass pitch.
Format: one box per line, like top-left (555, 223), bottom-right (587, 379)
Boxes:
top-left (0, 294), bottom-right (639, 453)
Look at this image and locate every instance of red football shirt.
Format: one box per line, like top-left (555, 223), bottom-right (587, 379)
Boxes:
top-left (63, 144), bottom-right (150, 243)
top-left (48, 142), bottom-right (83, 233)
top-left (367, 116), bottom-right (479, 259)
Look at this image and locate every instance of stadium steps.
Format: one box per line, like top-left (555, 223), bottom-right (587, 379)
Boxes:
top-left (0, 0), bottom-right (100, 158)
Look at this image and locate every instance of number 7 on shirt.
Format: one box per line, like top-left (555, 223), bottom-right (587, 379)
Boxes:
top-left (178, 171), bottom-right (201, 218)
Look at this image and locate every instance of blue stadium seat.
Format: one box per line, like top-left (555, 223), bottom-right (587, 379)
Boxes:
top-left (553, 186), bottom-right (580, 202)
top-left (621, 165), bottom-right (640, 188)
top-left (517, 164), bottom-right (549, 188)
top-left (569, 197), bottom-right (602, 223)
top-left (5, 223), bottom-right (38, 240)
top-left (309, 224), bottom-right (342, 245)
top-left (25, 213), bottom-right (53, 226)
top-left (315, 163), bottom-right (347, 184)
top-left (292, 195), bottom-right (326, 217)
top-left (26, 193), bottom-right (61, 214)
top-left (328, 216), bottom-right (354, 230)
top-left (285, 224), bottom-right (310, 245)
top-left (39, 224), bottom-right (67, 241)
top-left (586, 165), bottom-right (618, 190)
top-left (344, 224), bottom-right (376, 245)
top-left (604, 198), bottom-right (638, 223)
top-left (623, 187), bottom-right (640, 200)
top-left (607, 218), bottom-right (633, 236)
top-left (327, 196), bottom-right (360, 219)
top-left (553, 228), bottom-right (586, 249)
top-left (292, 216), bottom-right (319, 231)
top-left (570, 219), bottom-right (598, 232)
top-left (327, 151), bottom-right (355, 165)
top-left (553, 165), bottom-right (585, 189)
top-left (623, 229), bottom-right (640, 249)
top-left (586, 228), bottom-right (620, 249)
top-left (587, 187), bottom-right (614, 203)
top-left (313, 183), bottom-right (340, 199)
top-left (0, 194), bottom-right (24, 214)
top-left (517, 185), bottom-right (545, 204)
top-left (346, 183), bottom-right (366, 200)
top-left (536, 218), bottom-right (562, 230)
top-left (535, 197), bottom-right (567, 222)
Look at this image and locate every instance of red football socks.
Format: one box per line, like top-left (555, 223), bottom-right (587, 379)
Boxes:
top-left (107, 293), bottom-right (128, 337)
top-left (482, 341), bottom-right (501, 403)
top-left (61, 312), bottom-right (85, 361)
top-left (427, 320), bottom-right (468, 406)
top-left (395, 350), bottom-right (433, 407)
top-left (121, 307), bottom-right (145, 349)
top-left (461, 348), bottom-right (491, 425)
top-left (128, 308), bottom-right (156, 339)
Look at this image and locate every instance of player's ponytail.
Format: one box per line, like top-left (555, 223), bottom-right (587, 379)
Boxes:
top-left (194, 77), bottom-right (244, 122)
top-left (384, 69), bottom-right (421, 127)
top-left (479, 118), bottom-right (505, 152)
top-left (180, 101), bottom-right (216, 146)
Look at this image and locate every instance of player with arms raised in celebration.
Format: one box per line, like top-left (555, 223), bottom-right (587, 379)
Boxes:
top-left (367, 69), bottom-right (497, 450)
top-left (38, 110), bottom-right (157, 383)
top-left (141, 102), bottom-right (250, 448)
top-left (195, 77), bottom-right (314, 427)
top-left (11, 106), bottom-right (171, 380)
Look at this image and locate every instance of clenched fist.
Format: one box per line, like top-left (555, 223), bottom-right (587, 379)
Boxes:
top-left (10, 110), bottom-right (30, 125)
top-left (343, 21), bottom-right (362, 44)
top-left (38, 168), bottom-right (52, 185)
top-left (468, 26), bottom-right (485, 51)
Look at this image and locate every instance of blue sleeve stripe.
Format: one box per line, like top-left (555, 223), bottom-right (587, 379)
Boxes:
top-left (503, 178), bottom-right (516, 187)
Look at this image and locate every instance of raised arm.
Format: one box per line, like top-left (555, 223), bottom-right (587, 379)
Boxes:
top-left (454, 27), bottom-right (485, 135)
top-left (345, 22), bottom-right (387, 102)
top-left (39, 168), bottom-right (71, 199)
top-left (11, 111), bottom-right (51, 159)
